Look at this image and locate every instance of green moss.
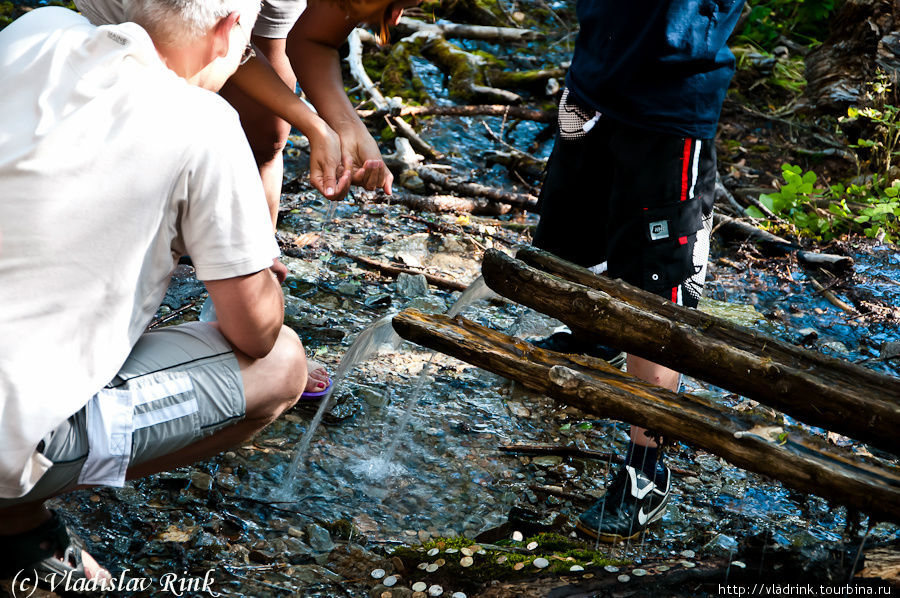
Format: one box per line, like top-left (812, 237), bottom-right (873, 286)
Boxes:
top-left (323, 518), bottom-right (357, 540)
top-left (381, 37), bottom-right (429, 103)
top-left (487, 67), bottom-right (566, 92)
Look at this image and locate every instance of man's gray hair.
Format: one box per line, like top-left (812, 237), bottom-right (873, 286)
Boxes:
top-left (125, 0), bottom-right (261, 41)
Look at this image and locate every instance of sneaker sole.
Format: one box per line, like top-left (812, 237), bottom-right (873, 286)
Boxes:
top-left (574, 505), bottom-right (667, 543)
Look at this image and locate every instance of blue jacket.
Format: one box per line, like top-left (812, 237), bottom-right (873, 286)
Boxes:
top-left (567, 0), bottom-right (745, 139)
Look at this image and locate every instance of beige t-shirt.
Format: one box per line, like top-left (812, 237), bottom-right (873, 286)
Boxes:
top-left (0, 8), bottom-right (279, 498)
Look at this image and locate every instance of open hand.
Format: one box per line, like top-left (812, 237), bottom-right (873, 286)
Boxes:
top-left (339, 125), bottom-right (394, 195)
top-left (308, 125), bottom-right (351, 201)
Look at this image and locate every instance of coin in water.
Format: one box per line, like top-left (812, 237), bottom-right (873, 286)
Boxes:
top-left (603, 565), bottom-right (619, 573)
top-left (428, 585), bottom-right (443, 597)
top-left (496, 555), bottom-right (507, 564)
top-left (680, 550), bottom-right (696, 558)
top-left (526, 541), bottom-right (538, 550)
top-left (569, 565), bottom-right (584, 572)
top-left (512, 531), bottom-right (523, 541)
top-left (412, 582), bottom-right (427, 592)
top-left (426, 564), bottom-right (438, 573)
top-left (451, 593), bottom-right (467, 598)
top-left (460, 556), bottom-right (474, 567)
top-left (371, 569), bottom-right (386, 579)
top-left (617, 574), bottom-right (630, 583)
top-left (513, 562), bottom-right (525, 571)
top-left (632, 568), bottom-right (647, 577)
top-left (533, 558), bottom-right (549, 569)
top-left (427, 548), bottom-right (439, 557)
top-left (383, 576), bottom-right (398, 587)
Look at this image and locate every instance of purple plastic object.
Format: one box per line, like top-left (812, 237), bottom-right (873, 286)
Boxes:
top-left (300, 378), bottom-right (333, 401)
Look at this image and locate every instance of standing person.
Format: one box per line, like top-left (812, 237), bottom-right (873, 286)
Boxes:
top-left (74, 0), bottom-right (421, 225)
top-left (533, 0), bottom-right (745, 542)
top-left (0, 0), bottom-right (327, 582)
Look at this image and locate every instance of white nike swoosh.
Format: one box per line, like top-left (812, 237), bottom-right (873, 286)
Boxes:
top-left (637, 508), bottom-right (651, 526)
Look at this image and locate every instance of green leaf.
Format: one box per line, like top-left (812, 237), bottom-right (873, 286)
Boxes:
top-left (745, 206), bottom-right (766, 219)
top-left (759, 194), bottom-right (776, 212)
top-left (854, 215), bottom-right (871, 223)
top-left (885, 186), bottom-right (899, 197)
top-left (802, 170), bottom-right (818, 185)
top-left (847, 106), bottom-right (859, 118)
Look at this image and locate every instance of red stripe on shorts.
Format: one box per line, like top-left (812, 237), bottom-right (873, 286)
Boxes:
top-left (679, 236), bottom-right (688, 245)
top-left (680, 139), bottom-right (692, 202)
top-left (671, 287), bottom-right (678, 302)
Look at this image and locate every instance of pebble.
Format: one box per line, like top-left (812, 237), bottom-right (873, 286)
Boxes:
top-left (371, 569), bottom-right (386, 579)
top-left (632, 568), bottom-right (647, 577)
top-left (656, 565), bottom-right (670, 572)
top-left (417, 563), bottom-right (428, 570)
top-left (426, 563), bottom-right (439, 573)
top-left (496, 555), bottom-right (507, 564)
top-left (681, 561), bottom-right (696, 568)
top-left (617, 574), bottom-right (630, 583)
top-left (427, 548), bottom-right (440, 557)
top-left (435, 559), bottom-right (445, 566)
top-left (569, 565), bottom-right (584, 572)
top-left (526, 541), bottom-right (538, 551)
top-left (680, 549), bottom-right (696, 558)
top-left (451, 593), bottom-right (467, 598)
top-left (460, 547), bottom-right (474, 557)
top-left (412, 582), bottom-right (427, 592)
top-left (380, 592), bottom-right (392, 598)
top-left (533, 558), bottom-right (549, 569)
top-left (512, 531), bottom-right (523, 541)
top-left (603, 565), bottom-right (619, 573)
top-left (513, 562), bottom-right (525, 570)
top-left (445, 548), bottom-right (458, 554)
top-left (460, 556), bottom-right (474, 567)
top-left (428, 585), bottom-right (443, 596)
top-left (383, 576), bottom-right (397, 587)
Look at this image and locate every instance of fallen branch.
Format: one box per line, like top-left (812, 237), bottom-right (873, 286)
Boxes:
top-left (332, 248), bottom-right (469, 292)
top-left (396, 16), bottom-right (540, 42)
top-left (358, 104), bottom-right (554, 123)
top-left (808, 276), bottom-right (857, 313)
top-left (392, 309), bottom-right (900, 523)
top-left (372, 193), bottom-right (512, 215)
top-left (714, 214), bottom-right (854, 272)
top-left (491, 247), bottom-right (900, 454)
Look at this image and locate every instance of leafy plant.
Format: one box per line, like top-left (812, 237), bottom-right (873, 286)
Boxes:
top-left (840, 71), bottom-right (900, 177)
top-left (737, 0), bottom-right (837, 51)
top-left (745, 164), bottom-right (900, 243)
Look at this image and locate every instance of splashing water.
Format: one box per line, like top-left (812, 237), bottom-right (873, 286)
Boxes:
top-left (278, 314), bottom-right (401, 497)
top-left (279, 275), bottom-right (497, 497)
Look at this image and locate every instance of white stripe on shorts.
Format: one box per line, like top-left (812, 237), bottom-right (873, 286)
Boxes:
top-left (78, 372), bottom-right (195, 487)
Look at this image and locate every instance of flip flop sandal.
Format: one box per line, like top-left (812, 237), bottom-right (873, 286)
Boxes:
top-left (300, 378), bottom-right (333, 401)
top-left (300, 359), bottom-right (332, 401)
top-left (0, 510), bottom-right (99, 591)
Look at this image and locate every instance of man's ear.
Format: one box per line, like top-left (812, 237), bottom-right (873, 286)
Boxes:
top-left (211, 11), bottom-right (241, 59)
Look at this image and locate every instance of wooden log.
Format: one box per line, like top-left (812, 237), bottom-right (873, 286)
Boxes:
top-left (391, 309), bottom-right (900, 522)
top-left (484, 247), bottom-right (900, 454)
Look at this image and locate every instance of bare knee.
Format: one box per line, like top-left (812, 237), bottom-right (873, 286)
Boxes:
top-left (243, 326), bottom-right (308, 423)
top-left (249, 120), bottom-right (292, 167)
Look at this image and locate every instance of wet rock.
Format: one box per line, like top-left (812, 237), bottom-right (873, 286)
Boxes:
top-left (306, 524), bottom-right (335, 553)
top-left (704, 533), bottom-right (738, 555)
top-left (189, 471), bottom-right (213, 491)
top-left (396, 272), bottom-right (429, 297)
top-left (337, 281), bottom-right (361, 296)
top-left (215, 473), bottom-right (240, 492)
top-left (290, 564), bottom-right (343, 584)
top-left (405, 296), bottom-right (448, 314)
top-left (355, 384), bottom-right (389, 407)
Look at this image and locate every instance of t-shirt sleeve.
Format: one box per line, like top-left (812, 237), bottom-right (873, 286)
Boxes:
top-left (178, 99), bottom-right (280, 281)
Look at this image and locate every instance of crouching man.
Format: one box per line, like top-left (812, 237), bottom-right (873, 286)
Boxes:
top-left (0, 0), bottom-right (326, 582)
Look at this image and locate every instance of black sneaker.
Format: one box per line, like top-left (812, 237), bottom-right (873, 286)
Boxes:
top-left (531, 331), bottom-right (626, 369)
top-left (575, 464), bottom-right (671, 542)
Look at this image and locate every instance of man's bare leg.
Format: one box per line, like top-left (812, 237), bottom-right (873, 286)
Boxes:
top-left (0, 325), bottom-right (309, 578)
top-left (627, 353), bottom-right (679, 450)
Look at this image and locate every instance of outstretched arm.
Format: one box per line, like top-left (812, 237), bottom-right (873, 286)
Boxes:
top-left (228, 55), bottom-right (351, 200)
top-left (286, 1), bottom-right (393, 194)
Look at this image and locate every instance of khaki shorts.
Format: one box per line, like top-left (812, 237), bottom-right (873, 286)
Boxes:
top-left (0, 322), bottom-right (245, 506)
top-left (74, 0), bottom-right (307, 40)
